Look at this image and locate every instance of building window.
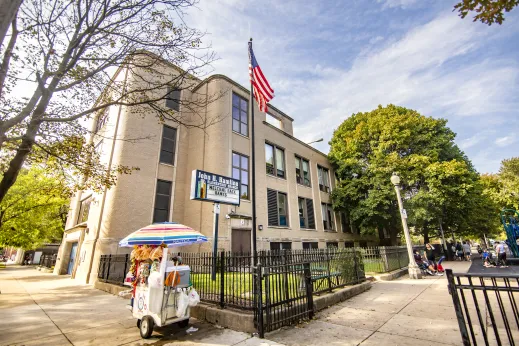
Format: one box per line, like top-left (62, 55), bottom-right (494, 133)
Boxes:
top-left (265, 143), bottom-right (285, 178)
top-left (295, 156), bottom-right (311, 186)
top-left (298, 197), bottom-right (315, 229)
top-left (344, 242), bottom-right (354, 248)
top-left (303, 242), bottom-right (318, 250)
top-left (359, 241), bottom-right (368, 248)
top-left (94, 108), bottom-right (109, 133)
top-left (76, 196), bottom-right (92, 225)
top-left (266, 113), bottom-right (282, 129)
top-left (232, 93), bottom-right (248, 137)
top-left (327, 242), bottom-right (339, 249)
top-left (232, 152), bottom-right (249, 200)
top-left (321, 203), bottom-right (334, 231)
top-left (341, 212), bottom-right (351, 233)
top-left (267, 189), bottom-right (288, 227)
top-left (317, 166), bottom-right (330, 193)
top-left (270, 242), bottom-right (292, 251)
top-left (159, 126), bottom-right (177, 165)
top-left (153, 180), bottom-right (172, 223)
top-left (166, 87), bottom-right (181, 111)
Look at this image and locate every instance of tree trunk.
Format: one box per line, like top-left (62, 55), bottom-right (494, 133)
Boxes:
top-left (423, 228), bottom-right (430, 244)
top-left (0, 15), bottom-right (18, 97)
top-left (0, 121), bottom-right (40, 203)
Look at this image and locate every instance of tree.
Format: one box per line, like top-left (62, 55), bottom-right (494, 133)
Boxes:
top-left (0, 0), bottom-right (221, 204)
top-left (0, 167), bottom-right (69, 249)
top-left (454, 0), bottom-right (519, 25)
top-left (329, 105), bottom-right (476, 245)
top-left (499, 157), bottom-right (519, 209)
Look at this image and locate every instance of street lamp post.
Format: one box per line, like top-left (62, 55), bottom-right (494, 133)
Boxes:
top-left (391, 173), bottom-right (422, 279)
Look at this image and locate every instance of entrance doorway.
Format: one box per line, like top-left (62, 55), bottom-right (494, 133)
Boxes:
top-left (67, 242), bottom-right (78, 275)
top-left (231, 229), bottom-right (251, 253)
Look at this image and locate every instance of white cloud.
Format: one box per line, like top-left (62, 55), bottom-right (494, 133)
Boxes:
top-left (378, 0), bottom-right (418, 9)
top-left (495, 136), bottom-right (518, 147)
top-left (459, 134), bottom-right (485, 150)
top-left (186, 3), bottom-right (518, 173)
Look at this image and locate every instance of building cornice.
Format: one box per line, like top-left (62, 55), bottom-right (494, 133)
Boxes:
top-left (192, 74), bottom-right (295, 122)
top-left (262, 121), bottom-right (329, 159)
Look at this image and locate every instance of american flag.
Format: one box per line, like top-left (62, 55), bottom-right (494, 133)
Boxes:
top-left (248, 41), bottom-right (274, 113)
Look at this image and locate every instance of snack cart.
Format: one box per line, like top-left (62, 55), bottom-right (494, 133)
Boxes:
top-left (119, 222), bottom-right (207, 339)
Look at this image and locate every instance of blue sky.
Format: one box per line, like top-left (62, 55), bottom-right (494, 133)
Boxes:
top-left (187, 0), bottom-right (519, 173)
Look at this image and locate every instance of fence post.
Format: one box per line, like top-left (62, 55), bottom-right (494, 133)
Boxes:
top-left (122, 254), bottom-right (129, 285)
top-left (256, 263), bottom-right (264, 338)
top-left (353, 249), bottom-right (359, 283)
top-left (219, 251), bottom-right (225, 309)
top-left (325, 250), bottom-right (332, 292)
top-left (380, 247), bottom-right (389, 272)
top-left (105, 255), bottom-right (111, 282)
top-left (397, 247), bottom-right (402, 269)
top-left (445, 269), bottom-right (471, 346)
top-left (303, 262), bottom-right (314, 319)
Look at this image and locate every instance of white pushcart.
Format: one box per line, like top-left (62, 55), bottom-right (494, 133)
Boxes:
top-left (118, 222), bottom-right (207, 339)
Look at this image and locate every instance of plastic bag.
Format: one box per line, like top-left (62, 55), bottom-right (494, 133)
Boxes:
top-left (176, 290), bottom-right (189, 318)
top-left (188, 288), bottom-right (200, 307)
top-left (148, 271), bottom-right (162, 288)
top-left (124, 271), bottom-right (134, 286)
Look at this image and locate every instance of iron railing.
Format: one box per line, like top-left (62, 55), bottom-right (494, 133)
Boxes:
top-left (98, 248), bottom-right (365, 310)
top-left (446, 269), bottom-right (519, 346)
top-left (360, 246), bottom-right (427, 273)
top-left (98, 254), bottom-right (130, 285)
top-left (39, 254), bottom-right (56, 268)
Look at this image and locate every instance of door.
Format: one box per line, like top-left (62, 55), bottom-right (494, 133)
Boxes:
top-left (232, 229), bottom-right (251, 253)
top-left (67, 243), bottom-right (78, 275)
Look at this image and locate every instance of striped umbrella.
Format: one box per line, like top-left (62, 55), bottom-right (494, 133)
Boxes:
top-left (119, 222), bottom-right (207, 247)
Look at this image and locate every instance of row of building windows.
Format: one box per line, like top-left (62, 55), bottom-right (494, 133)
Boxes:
top-left (270, 241), bottom-right (367, 251)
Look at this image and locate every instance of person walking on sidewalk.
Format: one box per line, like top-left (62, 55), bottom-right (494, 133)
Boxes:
top-left (462, 241), bottom-right (472, 261)
top-left (495, 241), bottom-right (507, 266)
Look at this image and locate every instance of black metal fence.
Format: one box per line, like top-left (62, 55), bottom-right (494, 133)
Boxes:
top-left (97, 248), bottom-right (365, 311)
top-left (98, 254), bottom-right (130, 285)
top-left (446, 269), bottom-right (519, 345)
top-left (360, 246), bottom-right (427, 273)
top-left (255, 261), bottom-right (314, 337)
top-left (39, 254), bottom-right (56, 268)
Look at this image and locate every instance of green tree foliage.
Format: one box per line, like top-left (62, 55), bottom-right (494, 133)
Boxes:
top-left (0, 167), bottom-right (68, 248)
top-left (454, 0), bottom-right (519, 25)
top-left (329, 105), bottom-right (478, 244)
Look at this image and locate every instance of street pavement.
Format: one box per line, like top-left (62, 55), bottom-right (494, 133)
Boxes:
top-left (0, 261), bottom-right (471, 346)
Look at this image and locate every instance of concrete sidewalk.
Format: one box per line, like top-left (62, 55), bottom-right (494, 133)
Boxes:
top-left (0, 262), bottom-right (471, 345)
top-left (266, 260), bottom-right (472, 346)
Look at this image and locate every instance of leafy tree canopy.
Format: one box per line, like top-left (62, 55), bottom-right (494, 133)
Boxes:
top-left (454, 0), bottom-right (519, 25)
top-left (329, 104), bottom-right (478, 244)
top-left (0, 167), bottom-right (68, 249)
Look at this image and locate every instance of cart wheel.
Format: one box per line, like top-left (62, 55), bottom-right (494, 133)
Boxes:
top-left (139, 316), bottom-right (154, 339)
top-left (136, 319), bottom-right (141, 328)
top-left (178, 318), bottom-right (189, 328)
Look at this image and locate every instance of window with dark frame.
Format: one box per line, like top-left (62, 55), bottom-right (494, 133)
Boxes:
top-left (344, 241), bottom-right (355, 248)
top-left (341, 212), bottom-right (351, 233)
top-left (166, 87), bottom-right (181, 111)
top-left (295, 155), bottom-right (311, 186)
top-left (159, 126), bottom-right (177, 165)
top-left (232, 152), bottom-right (249, 200)
top-left (76, 196), bottom-right (92, 225)
top-left (267, 189), bottom-right (288, 227)
top-left (317, 165), bottom-right (330, 193)
top-left (321, 203), bottom-right (335, 230)
top-left (302, 242), bottom-right (318, 250)
top-left (153, 180), bottom-right (172, 223)
top-left (265, 142), bottom-right (285, 178)
top-left (298, 197), bottom-right (315, 229)
top-left (94, 108), bottom-right (109, 134)
top-left (326, 242), bottom-right (339, 249)
top-left (270, 242), bottom-right (292, 251)
top-left (232, 93), bottom-right (248, 137)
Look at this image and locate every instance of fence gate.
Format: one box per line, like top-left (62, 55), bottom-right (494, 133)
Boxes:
top-left (446, 269), bottom-right (519, 346)
top-left (254, 262), bottom-right (314, 338)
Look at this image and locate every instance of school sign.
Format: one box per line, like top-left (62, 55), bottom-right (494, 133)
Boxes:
top-left (190, 170), bottom-right (240, 206)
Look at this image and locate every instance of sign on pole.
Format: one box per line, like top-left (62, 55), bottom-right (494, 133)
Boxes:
top-left (190, 170), bottom-right (240, 206)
